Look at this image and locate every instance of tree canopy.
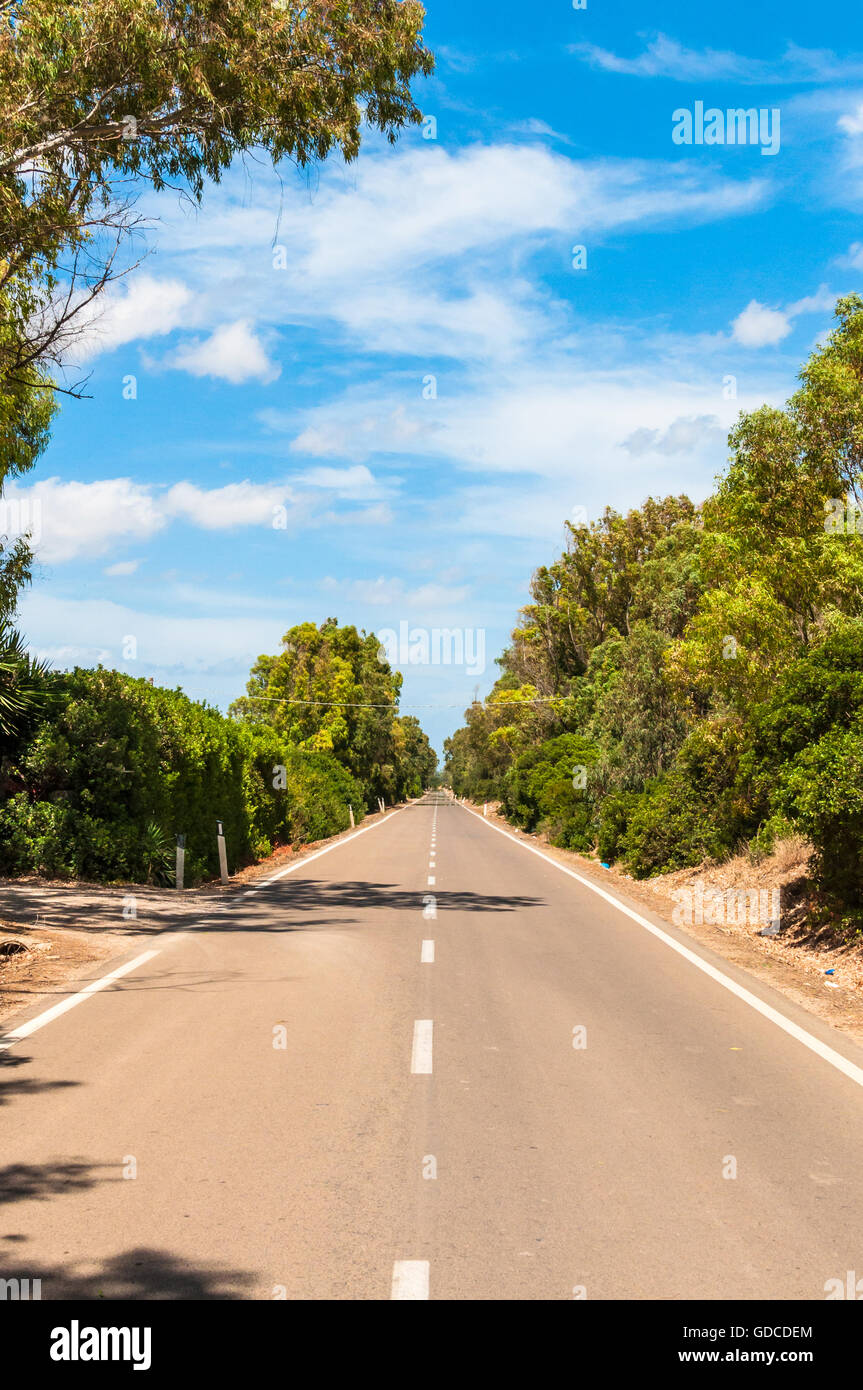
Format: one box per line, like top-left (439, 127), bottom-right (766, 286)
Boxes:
top-left (445, 296), bottom-right (863, 924)
top-left (231, 618), bottom-right (436, 804)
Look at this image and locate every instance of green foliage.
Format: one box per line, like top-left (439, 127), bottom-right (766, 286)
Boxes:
top-left (596, 790), bottom-right (637, 865)
top-left (240, 722), bottom-right (365, 858)
top-left (231, 618), bottom-right (435, 807)
top-left (776, 729), bottom-right (863, 908)
top-left (0, 619), bottom-right (52, 738)
top-left (392, 715), bottom-right (438, 799)
top-left (141, 820), bottom-right (174, 885)
top-left (586, 623), bottom-right (687, 790)
top-left (744, 617), bottom-right (863, 905)
top-left (500, 733), bottom-right (598, 851)
top-left (445, 298), bottom-right (863, 918)
top-left (0, 1), bottom-right (433, 401)
top-left (0, 665), bottom-right (368, 882)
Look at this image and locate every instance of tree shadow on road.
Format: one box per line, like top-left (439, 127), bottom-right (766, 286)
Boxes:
top-left (0, 881), bottom-right (545, 939)
top-left (0, 1246), bottom-right (256, 1299)
top-left (0, 1156), bottom-right (113, 1207)
top-left (183, 881), bottom-right (547, 933)
top-left (0, 1052), bottom-right (81, 1108)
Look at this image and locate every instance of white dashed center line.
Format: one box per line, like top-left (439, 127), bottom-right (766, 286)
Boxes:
top-left (391, 1260), bottom-right (429, 1300)
top-left (421, 940), bottom-right (435, 963)
top-left (411, 1020), bottom-right (434, 1074)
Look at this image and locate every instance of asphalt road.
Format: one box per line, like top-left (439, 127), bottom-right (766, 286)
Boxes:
top-left (2, 791), bottom-right (863, 1301)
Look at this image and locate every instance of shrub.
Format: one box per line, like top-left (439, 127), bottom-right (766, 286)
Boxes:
top-left (0, 667), bottom-right (365, 883)
top-left (614, 718), bottom-right (751, 877)
top-left (501, 734), bottom-right (599, 851)
top-left (775, 727), bottom-right (863, 907)
top-left (745, 619), bottom-right (863, 905)
top-left (596, 790), bottom-right (637, 864)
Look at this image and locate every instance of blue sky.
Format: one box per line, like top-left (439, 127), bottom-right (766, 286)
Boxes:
top-left (8, 0), bottom-right (863, 755)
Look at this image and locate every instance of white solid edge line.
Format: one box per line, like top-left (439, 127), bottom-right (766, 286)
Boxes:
top-left (0, 806), bottom-right (416, 1050)
top-left (411, 1019), bottom-right (433, 1074)
top-left (391, 1260), bottom-right (429, 1300)
top-left (421, 940), bottom-right (435, 963)
top-left (0, 806), bottom-right (411, 1054)
top-left (258, 807), bottom-right (406, 887)
top-left (0, 950), bottom-right (161, 1050)
top-left (461, 804), bottom-right (863, 1091)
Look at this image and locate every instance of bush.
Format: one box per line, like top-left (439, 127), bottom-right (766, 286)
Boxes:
top-left (746, 813), bottom-right (795, 863)
top-left (775, 727), bottom-right (863, 906)
top-left (745, 619), bottom-right (863, 905)
top-left (611, 719), bottom-right (751, 877)
top-left (0, 667), bottom-right (365, 883)
top-left (596, 790), bottom-right (637, 864)
top-left (618, 776), bottom-right (733, 878)
top-left (501, 734), bottom-right (598, 851)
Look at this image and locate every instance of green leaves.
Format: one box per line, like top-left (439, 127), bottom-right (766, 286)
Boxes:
top-left (0, 662), bottom-right (381, 881)
top-left (231, 619), bottom-right (433, 805)
top-left (0, 0), bottom-right (433, 530)
top-left (446, 298), bottom-right (863, 918)
top-left (0, 618), bottom-right (50, 739)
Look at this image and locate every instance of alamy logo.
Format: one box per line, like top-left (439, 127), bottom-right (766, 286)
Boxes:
top-left (672, 880), bottom-right (780, 931)
top-left (672, 102), bottom-right (780, 156)
top-left (50, 1321), bottom-right (151, 1372)
top-left (0, 497), bottom-right (42, 545)
top-left (825, 1271), bottom-right (863, 1299)
top-left (0, 1276), bottom-right (41, 1299)
top-left (377, 622), bottom-right (486, 676)
top-left (825, 495), bottom-right (863, 534)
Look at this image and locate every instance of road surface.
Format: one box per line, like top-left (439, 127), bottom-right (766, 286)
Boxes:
top-left (2, 792), bottom-right (862, 1300)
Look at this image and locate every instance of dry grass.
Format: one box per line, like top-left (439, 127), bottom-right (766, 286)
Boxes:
top-left (642, 837), bottom-right (863, 995)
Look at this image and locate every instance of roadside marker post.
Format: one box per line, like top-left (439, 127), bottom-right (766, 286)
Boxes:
top-left (175, 835), bottom-right (185, 891)
top-left (349, 804), bottom-right (355, 828)
top-left (216, 820), bottom-right (229, 885)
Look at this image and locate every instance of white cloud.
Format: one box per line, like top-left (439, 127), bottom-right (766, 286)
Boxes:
top-left (1, 467), bottom-right (395, 563)
top-left (74, 275), bottom-right (194, 360)
top-left (786, 286), bottom-right (837, 316)
top-left (162, 480), bottom-right (293, 530)
top-left (0, 477), bottom-right (166, 563)
top-left (622, 415), bottom-right (725, 456)
top-left (120, 143), bottom-right (770, 383)
top-left (169, 319), bottom-right (280, 384)
top-left (294, 464), bottom-right (383, 497)
top-left (271, 363), bottom-right (774, 503)
top-left (19, 592), bottom-right (283, 685)
top-left (286, 145), bottom-right (769, 280)
top-left (321, 576), bottom-right (471, 609)
top-left (571, 35), bottom-right (863, 85)
top-left (838, 103), bottom-right (863, 137)
top-left (731, 300), bottom-right (793, 347)
top-left (507, 118), bottom-right (573, 143)
top-left (731, 286), bottom-right (835, 348)
top-left (330, 502), bottom-right (394, 528)
top-left (103, 560), bottom-right (141, 577)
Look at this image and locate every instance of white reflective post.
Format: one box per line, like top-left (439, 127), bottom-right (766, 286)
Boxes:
top-left (216, 820), bottom-right (229, 886)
